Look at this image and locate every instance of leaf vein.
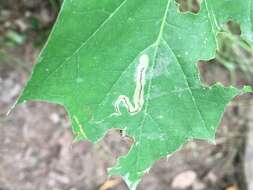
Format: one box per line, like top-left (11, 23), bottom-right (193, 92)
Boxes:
top-left (162, 38), bottom-right (211, 137)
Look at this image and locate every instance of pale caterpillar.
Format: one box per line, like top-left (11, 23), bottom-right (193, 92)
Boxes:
top-left (112, 54), bottom-right (149, 116)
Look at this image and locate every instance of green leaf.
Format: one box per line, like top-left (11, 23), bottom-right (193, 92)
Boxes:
top-left (18, 0), bottom-right (252, 189)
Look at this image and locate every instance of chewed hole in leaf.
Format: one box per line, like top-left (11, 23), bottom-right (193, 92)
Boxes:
top-left (176, 0), bottom-right (201, 14)
top-left (199, 20), bottom-right (253, 86)
top-left (226, 20), bottom-right (241, 36)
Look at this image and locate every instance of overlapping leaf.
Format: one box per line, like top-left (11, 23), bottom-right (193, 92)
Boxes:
top-left (18, 0), bottom-right (252, 189)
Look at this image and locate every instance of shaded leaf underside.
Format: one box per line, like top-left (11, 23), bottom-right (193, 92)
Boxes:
top-left (18, 0), bottom-right (252, 189)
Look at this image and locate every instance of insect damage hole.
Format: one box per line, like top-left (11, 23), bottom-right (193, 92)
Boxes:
top-left (112, 54), bottom-right (149, 116)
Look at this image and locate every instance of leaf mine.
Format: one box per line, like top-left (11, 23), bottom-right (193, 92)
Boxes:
top-left (112, 54), bottom-right (149, 116)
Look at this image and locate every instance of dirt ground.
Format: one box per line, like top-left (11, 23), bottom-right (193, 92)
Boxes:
top-left (1, 1), bottom-right (253, 190)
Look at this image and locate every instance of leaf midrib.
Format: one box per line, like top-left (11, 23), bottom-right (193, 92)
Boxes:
top-left (134, 0), bottom-right (172, 175)
top-left (141, 0), bottom-right (211, 137)
top-left (92, 0), bottom-right (173, 122)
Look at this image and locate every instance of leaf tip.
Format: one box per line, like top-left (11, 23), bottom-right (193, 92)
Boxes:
top-left (108, 166), bottom-right (140, 190)
top-left (122, 175), bottom-right (140, 190)
top-left (208, 138), bottom-right (217, 145)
